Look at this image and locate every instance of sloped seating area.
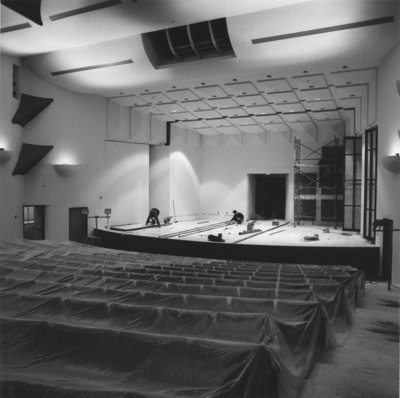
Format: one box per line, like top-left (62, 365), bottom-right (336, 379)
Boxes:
top-left (0, 240), bottom-right (365, 398)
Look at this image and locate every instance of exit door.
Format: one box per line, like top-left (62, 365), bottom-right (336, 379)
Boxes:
top-left (69, 207), bottom-right (88, 243)
top-left (255, 174), bottom-right (286, 219)
top-left (23, 205), bottom-right (45, 240)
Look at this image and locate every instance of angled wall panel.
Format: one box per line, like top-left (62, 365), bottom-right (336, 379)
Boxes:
top-left (12, 143), bottom-right (53, 175)
top-left (12, 94), bottom-right (54, 127)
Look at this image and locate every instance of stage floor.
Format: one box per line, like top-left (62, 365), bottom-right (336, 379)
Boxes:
top-left (107, 219), bottom-right (372, 248)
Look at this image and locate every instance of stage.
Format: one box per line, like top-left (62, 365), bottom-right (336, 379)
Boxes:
top-left (95, 218), bottom-right (380, 278)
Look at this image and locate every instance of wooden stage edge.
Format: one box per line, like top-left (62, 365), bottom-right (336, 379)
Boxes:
top-left (95, 228), bottom-right (380, 279)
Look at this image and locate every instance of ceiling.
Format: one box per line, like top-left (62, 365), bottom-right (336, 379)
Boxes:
top-left (1, 0), bottom-right (399, 138)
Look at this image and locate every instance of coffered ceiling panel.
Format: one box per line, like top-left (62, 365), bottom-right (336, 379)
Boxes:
top-left (139, 92), bottom-right (173, 104)
top-left (192, 109), bottom-right (223, 119)
top-left (235, 94), bottom-right (268, 106)
top-left (297, 88), bottom-right (333, 101)
top-left (265, 91), bottom-right (299, 104)
top-left (306, 100), bottom-right (337, 111)
top-left (245, 105), bottom-right (276, 115)
top-left (224, 82), bottom-right (259, 96)
top-left (229, 116), bottom-right (256, 126)
top-left (273, 103), bottom-right (306, 113)
top-left (254, 114), bottom-right (284, 124)
top-left (155, 102), bottom-right (186, 114)
top-left (217, 107), bottom-right (248, 117)
top-left (291, 74), bottom-right (328, 89)
top-left (311, 110), bottom-right (342, 121)
top-left (193, 85), bottom-right (228, 99)
top-left (181, 100), bottom-right (212, 112)
top-left (281, 112), bottom-right (311, 123)
top-left (206, 97), bottom-right (239, 108)
top-left (165, 89), bottom-right (200, 101)
top-left (255, 79), bottom-right (293, 93)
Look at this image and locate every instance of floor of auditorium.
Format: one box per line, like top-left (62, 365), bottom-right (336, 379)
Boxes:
top-left (298, 281), bottom-right (399, 398)
top-left (109, 219), bottom-right (372, 247)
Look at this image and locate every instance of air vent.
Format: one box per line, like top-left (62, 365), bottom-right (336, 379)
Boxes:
top-left (142, 18), bottom-right (235, 69)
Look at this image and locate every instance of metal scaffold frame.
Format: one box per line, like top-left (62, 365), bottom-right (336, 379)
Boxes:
top-left (294, 137), bottom-right (343, 227)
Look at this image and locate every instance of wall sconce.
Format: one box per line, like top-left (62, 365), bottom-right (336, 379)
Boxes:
top-left (54, 163), bottom-right (77, 177)
top-left (0, 149), bottom-right (12, 164)
top-left (381, 153), bottom-right (400, 173)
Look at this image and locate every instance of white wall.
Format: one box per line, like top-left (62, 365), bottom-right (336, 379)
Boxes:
top-left (376, 43), bottom-right (400, 287)
top-left (200, 131), bottom-right (294, 220)
top-left (1, 57), bottom-right (150, 241)
top-left (0, 55), bottom-right (24, 241)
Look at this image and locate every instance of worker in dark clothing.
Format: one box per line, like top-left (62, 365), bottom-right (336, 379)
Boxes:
top-left (230, 210), bottom-right (244, 224)
top-left (146, 208), bottom-right (161, 227)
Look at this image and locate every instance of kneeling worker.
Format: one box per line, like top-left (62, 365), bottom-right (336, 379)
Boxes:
top-left (146, 208), bottom-right (161, 227)
top-left (230, 210), bottom-right (244, 224)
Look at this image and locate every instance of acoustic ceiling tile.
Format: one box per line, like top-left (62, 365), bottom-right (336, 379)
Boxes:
top-left (235, 94), bottom-right (268, 106)
top-left (193, 84), bottom-right (228, 99)
top-left (165, 88), bottom-right (200, 101)
top-left (291, 73), bottom-right (328, 89)
top-left (224, 81), bottom-right (259, 96)
top-left (298, 87), bottom-right (333, 101)
top-left (255, 78), bottom-right (292, 93)
top-left (217, 107), bottom-right (248, 117)
top-left (181, 100), bottom-right (212, 112)
top-left (139, 91), bottom-right (172, 104)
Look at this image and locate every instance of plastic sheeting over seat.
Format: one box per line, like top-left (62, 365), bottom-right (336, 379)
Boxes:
top-left (0, 241), bottom-right (365, 398)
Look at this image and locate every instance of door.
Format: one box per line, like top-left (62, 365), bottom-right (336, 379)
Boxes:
top-left (69, 207), bottom-right (88, 243)
top-left (255, 174), bottom-right (286, 219)
top-left (23, 205), bottom-right (45, 240)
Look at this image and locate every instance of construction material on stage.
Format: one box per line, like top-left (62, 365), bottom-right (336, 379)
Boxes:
top-left (208, 233), bottom-right (225, 242)
top-left (111, 223), bottom-right (157, 231)
top-left (163, 216), bottom-right (173, 225)
top-left (272, 220), bottom-right (280, 226)
top-left (197, 220), bottom-right (210, 224)
top-left (303, 234), bottom-right (320, 241)
top-left (159, 220), bottom-right (230, 239)
top-left (239, 220), bottom-right (261, 235)
top-left (233, 220), bottom-right (290, 244)
top-left (269, 229), bottom-right (286, 236)
top-left (0, 240), bottom-right (365, 398)
top-left (323, 227), bottom-right (330, 233)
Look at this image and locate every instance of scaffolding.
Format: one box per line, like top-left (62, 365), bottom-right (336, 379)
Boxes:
top-left (294, 137), bottom-right (343, 227)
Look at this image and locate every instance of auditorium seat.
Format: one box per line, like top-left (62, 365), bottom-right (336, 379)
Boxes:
top-left (0, 240), bottom-right (365, 398)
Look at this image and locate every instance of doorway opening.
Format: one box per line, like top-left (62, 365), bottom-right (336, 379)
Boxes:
top-left (254, 174), bottom-right (287, 220)
top-left (69, 207), bottom-right (88, 243)
top-left (23, 205), bottom-right (45, 240)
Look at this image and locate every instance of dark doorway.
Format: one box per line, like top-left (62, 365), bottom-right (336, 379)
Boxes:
top-left (23, 205), bottom-right (45, 240)
top-left (69, 207), bottom-right (88, 243)
top-left (255, 174), bottom-right (286, 219)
